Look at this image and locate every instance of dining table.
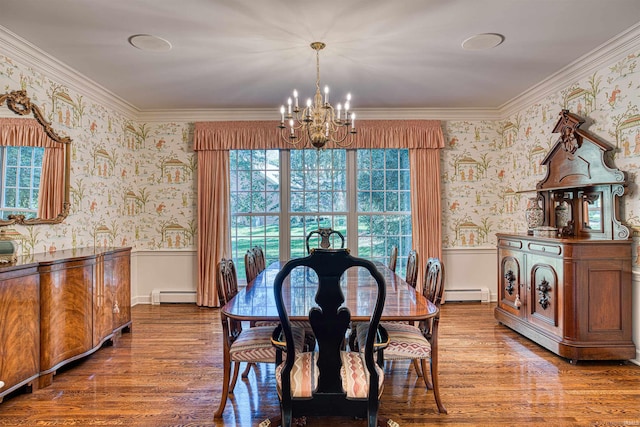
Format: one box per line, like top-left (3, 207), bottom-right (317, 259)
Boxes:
top-left (222, 259), bottom-right (438, 323)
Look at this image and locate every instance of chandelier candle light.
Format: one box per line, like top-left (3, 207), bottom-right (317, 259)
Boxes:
top-left (278, 42), bottom-right (356, 149)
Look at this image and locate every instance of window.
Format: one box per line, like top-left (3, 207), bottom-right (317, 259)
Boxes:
top-left (289, 149), bottom-right (347, 258)
top-left (0, 146), bottom-right (44, 218)
top-left (230, 148), bottom-right (412, 282)
top-left (357, 149), bottom-right (412, 274)
top-left (229, 150), bottom-right (280, 278)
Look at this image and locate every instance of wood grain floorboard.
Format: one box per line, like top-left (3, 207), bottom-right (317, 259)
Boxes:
top-left (0, 302), bottom-right (638, 426)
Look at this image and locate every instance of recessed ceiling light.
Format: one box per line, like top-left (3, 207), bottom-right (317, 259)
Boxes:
top-left (128, 34), bottom-right (172, 52)
top-left (461, 33), bottom-right (505, 51)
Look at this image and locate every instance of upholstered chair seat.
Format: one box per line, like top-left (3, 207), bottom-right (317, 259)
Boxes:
top-left (357, 322), bottom-right (430, 361)
top-left (231, 325), bottom-right (305, 363)
top-left (275, 351), bottom-right (384, 400)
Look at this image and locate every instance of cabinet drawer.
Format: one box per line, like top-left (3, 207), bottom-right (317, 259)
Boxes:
top-left (498, 238), bottom-right (523, 249)
top-left (527, 242), bottom-right (562, 255)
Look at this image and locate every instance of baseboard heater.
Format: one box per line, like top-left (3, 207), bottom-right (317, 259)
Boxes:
top-left (151, 289), bottom-right (197, 305)
top-left (444, 287), bottom-right (490, 303)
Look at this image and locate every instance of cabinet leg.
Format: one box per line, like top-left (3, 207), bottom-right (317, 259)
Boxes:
top-left (39, 372), bottom-right (54, 388)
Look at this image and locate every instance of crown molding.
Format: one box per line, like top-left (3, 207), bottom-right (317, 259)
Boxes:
top-left (137, 107), bottom-right (501, 123)
top-left (499, 22), bottom-right (640, 118)
top-left (2, 22), bottom-right (639, 124)
top-left (0, 25), bottom-right (139, 119)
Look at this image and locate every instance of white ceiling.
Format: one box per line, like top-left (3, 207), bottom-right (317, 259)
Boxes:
top-left (1, 0), bottom-right (639, 112)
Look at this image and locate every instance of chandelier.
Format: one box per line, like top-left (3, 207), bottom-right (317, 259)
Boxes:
top-left (278, 42), bottom-right (356, 149)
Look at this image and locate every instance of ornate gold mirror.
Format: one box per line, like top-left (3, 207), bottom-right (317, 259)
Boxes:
top-left (0, 90), bottom-right (71, 225)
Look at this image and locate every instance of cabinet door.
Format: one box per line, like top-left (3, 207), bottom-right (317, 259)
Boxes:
top-left (40, 259), bottom-right (93, 374)
top-left (526, 255), bottom-right (562, 337)
top-left (93, 254), bottom-right (114, 346)
top-left (498, 249), bottom-right (525, 317)
top-left (110, 249), bottom-right (131, 331)
top-left (0, 269), bottom-right (39, 397)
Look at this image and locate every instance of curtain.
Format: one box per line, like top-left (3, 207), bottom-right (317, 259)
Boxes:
top-left (193, 119), bottom-right (444, 306)
top-left (410, 148), bottom-right (443, 289)
top-left (0, 118), bottom-right (65, 219)
top-left (196, 150), bottom-right (231, 307)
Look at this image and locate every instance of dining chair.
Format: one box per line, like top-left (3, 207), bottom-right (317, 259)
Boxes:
top-left (253, 245), bottom-right (266, 272)
top-left (305, 227), bottom-right (345, 254)
top-left (355, 257), bottom-right (447, 414)
top-left (270, 249), bottom-right (390, 427)
top-left (404, 249), bottom-right (419, 289)
top-left (214, 258), bottom-right (305, 418)
top-left (387, 245), bottom-right (398, 273)
top-left (244, 248), bottom-right (260, 284)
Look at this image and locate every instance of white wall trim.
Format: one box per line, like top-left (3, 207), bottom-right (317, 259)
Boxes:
top-left (500, 22), bottom-right (640, 117)
top-left (4, 22), bottom-right (638, 123)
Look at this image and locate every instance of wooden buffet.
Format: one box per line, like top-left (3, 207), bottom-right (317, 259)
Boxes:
top-left (495, 110), bottom-right (635, 362)
top-left (0, 247), bottom-right (131, 400)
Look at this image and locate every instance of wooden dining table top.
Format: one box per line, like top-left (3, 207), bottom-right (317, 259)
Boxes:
top-left (221, 260), bottom-right (438, 322)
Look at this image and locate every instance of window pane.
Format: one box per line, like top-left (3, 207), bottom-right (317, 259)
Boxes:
top-left (5, 167), bottom-right (16, 186)
top-left (371, 170), bottom-right (384, 190)
top-left (252, 171), bottom-right (265, 192)
top-left (371, 149), bottom-right (384, 169)
top-left (385, 149), bottom-right (399, 169)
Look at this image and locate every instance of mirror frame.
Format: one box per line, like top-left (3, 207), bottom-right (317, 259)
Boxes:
top-left (0, 90), bottom-right (71, 225)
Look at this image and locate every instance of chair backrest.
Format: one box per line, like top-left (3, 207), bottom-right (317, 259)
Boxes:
top-left (273, 249), bottom-right (386, 412)
top-left (405, 249), bottom-right (419, 289)
top-left (253, 246), bottom-right (266, 272)
top-left (388, 245), bottom-right (398, 273)
top-left (244, 249), bottom-right (259, 284)
top-left (421, 258), bottom-right (445, 340)
top-left (423, 257), bottom-right (445, 308)
top-left (218, 258), bottom-right (239, 305)
top-left (217, 258), bottom-right (241, 338)
top-left (305, 227), bottom-right (345, 254)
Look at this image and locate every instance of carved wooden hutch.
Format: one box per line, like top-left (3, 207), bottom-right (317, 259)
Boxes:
top-left (495, 110), bottom-right (635, 362)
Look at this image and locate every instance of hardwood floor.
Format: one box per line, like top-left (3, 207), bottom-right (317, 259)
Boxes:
top-left (0, 302), bottom-right (638, 426)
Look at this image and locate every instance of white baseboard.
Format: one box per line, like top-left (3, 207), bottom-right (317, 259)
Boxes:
top-left (444, 287), bottom-right (490, 303)
top-left (151, 289), bottom-right (197, 305)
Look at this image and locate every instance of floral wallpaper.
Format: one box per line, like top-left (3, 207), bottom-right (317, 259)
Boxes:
top-left (441, 49), bottom-right (640, 268)
top-left (1, 44), bottom-right (639, 269)
top-left (0, 54), bottom-right (196, 256)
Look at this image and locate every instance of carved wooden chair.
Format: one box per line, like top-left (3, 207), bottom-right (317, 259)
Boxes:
top-left (356, 257), bottom-right (447, 414)
top-left (404, 249), bottom-right (419, 289)
top-left (305, 227), bottom-right (345, 254)
top-left (214, 258), bottom-right (305, 418)
top-left (387, 245), bottom-right (398, 273)
top-left (244, 248), bottom-right (260, 284)
top-left (253, 245), bottom-right (266, 272)
top-left (271, 249), bottom-right (389, 427)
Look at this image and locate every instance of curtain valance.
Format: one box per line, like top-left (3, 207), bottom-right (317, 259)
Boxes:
top-left (0, 118), bottom-right (62, 149)
top-left (193, 120), bottom-right (444, 151)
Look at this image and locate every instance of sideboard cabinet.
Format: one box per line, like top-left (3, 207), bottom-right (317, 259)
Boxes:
top-left (495, 110), bottom-right (635, 361)
top-left (495, 234), bottom-right (634, 361)
top-left (0, 247), bottom-right (131, 399)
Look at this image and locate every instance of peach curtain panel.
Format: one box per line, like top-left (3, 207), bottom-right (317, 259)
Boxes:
top-left (410, 148), bottom-right (443, 288)
top-left (0, 118), bottom-right (65, 219)
top-left (193, 119), bottom-right (444, 306)
top-left (196, 149), bottom-right (231, 307)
